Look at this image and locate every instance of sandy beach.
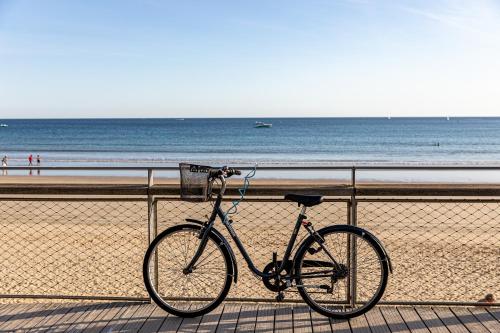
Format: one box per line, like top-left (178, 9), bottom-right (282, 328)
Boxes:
top-left (0, 176), bottom-right (498, 305)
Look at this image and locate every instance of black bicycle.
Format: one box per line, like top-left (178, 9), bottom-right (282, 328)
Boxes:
top-left (143, 164), bottom-right (391, 319)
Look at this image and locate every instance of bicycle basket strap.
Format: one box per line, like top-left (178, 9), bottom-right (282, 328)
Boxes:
top-left (179, 163), bottom-right (212, 202)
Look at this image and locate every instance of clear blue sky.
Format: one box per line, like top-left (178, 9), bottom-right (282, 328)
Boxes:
top-left (1, 0), bottom-right (499, 118)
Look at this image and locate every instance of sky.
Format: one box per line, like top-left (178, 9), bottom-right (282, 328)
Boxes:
top-left (0, 0), bottom-right (500, 118)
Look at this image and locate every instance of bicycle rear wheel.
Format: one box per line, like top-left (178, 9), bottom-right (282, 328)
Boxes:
top-left (294, 225), bottom-right (389, 319)
top-left (143, 224), bottom-right (233, 317)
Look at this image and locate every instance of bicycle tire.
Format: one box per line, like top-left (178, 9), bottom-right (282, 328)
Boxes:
top-left (143, 224), bottom-right (233, 317)
top-left (294, 225), bottom-right (389, 319)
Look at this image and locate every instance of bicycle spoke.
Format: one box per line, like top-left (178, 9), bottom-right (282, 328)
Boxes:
top-left (146, 227), bottom-right (229, 314)
top-left (296, 228), bottom-right (387, 318)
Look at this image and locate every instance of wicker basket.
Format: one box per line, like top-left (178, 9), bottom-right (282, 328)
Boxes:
top-left (179, 163), bottom-right (212, 202)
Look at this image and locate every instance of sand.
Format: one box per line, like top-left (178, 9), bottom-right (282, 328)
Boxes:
top-left (0, 176), bottom-right (498, 305)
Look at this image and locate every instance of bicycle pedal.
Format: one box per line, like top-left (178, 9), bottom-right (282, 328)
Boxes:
top-left (307, 247), bottom-right (321, 254)
top-left (318, 285), bottom-right (333, 293)
top-left (276, 292), bottom-right (285, 302)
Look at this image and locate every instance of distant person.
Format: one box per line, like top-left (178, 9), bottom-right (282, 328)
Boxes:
top-left (36, 155), bottom-right (41, 175)
top-left (28, 154), bottom-right (33, 166)
top-left (477, 293), bottom-right (495, 305)
top-left (1, 155), bottom-right (7, 176)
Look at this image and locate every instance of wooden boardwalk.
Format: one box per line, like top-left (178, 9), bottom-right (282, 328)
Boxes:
top-left (0, 302), bottom-right (498, 332)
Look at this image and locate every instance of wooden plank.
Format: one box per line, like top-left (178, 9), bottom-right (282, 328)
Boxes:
top-left (414, 307), bottom-right (449, 333)
top-left (48, 303), bottom-right (96, 332)
top-left (98, 302), bottom-right (143, 332)
top-left (57, 303), bottom-right (105, 332)
top-left (364, 308), bottom-right (391, 333)
top-left (6, 303), bottom-right (500, 333)
top-left (293, 305), bottom-right (313, 333)
top-left (0, 304), bottom-right (10, 313)
top-left (27, 302), bottom-right (77, 332)
top-left (177, 306), bottom-right (204, 333)
top-left (138, 304), bottom-right (169, 333)
top-left (451, 307), bottom-right (489, 333)
top-left (254, 303), bottom-right (275, 333)
top-left (311, 310), bottom-right (336, 333)
top-left (468, 307), bottom-right (500, 333)
top-left (83, 302), bottom-right (131, 333)
top-left (196, 303), bottom-right (224, 333)
top-left (12, 303), bottom-right (60, 332)
top-left (216, 303), bottom-right (241, 332)
top-left (0, 303), bottom-right (27, 328)
top-left (432, 307), bottom-right (468, 333)
top-left (0, 303), bottom-right (36, 331)
top-left (398, 307), bottom-right (430, 333)
top-left (65, 303), bottom-right (112, 332)
top-left (118, 303), bottom-right (157, 332)
top-left (379, 307), bottom-right (410, 333)
top-left (349, 313), bottom-right (371, 333)
top-left (274, 304), bottom-right (293, 332)
top-left (486, 307), bottom-right (500, 322)
top-left (234, 303), bottom-right (258, 333)
top-left (157, 302), bottom-right (198, 333)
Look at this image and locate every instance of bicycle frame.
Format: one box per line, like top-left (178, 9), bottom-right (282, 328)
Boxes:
top-left (184, 175), bottom-right (309, 279)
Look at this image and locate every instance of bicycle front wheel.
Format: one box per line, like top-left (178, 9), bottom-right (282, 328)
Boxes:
top-left (294, 225), bottom-right (389, 319)
top-left (143, 224), bottom-right (233, 317)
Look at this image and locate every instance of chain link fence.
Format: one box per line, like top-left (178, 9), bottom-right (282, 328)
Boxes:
top-left (0, 198), bottom-right (148, 300)
top-left (357, 199), bottom-right (500, 304)
top-left (0, 175), bottom-right (499, 305)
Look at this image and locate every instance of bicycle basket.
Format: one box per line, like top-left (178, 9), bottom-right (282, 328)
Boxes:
top-left (179, 163), bottom-right (212, 202)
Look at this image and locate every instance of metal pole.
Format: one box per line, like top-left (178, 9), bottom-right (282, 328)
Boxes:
top-left (349, 167), bottom-right (357, 308)
top-left (153, 199), bottom-right (159, 293)
top-left (346, 200), bottom-right (351, 305)
top-left (147, 168), bottom-right (157, 302)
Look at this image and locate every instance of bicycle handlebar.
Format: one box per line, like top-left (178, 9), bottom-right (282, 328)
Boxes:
top-left (210, 166), bottom-right (241, 178)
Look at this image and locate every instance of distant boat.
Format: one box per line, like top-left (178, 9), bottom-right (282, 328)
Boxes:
top-left (176, 118), bottom-right (185, 121)
top-left (446, 116), bottom-right (450, 121)
top-left (254, 121), bottom-right (272, 128)
top-left (0, 124), bottom-right (8, 127)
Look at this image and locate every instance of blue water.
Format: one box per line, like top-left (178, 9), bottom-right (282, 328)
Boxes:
top-left (0, 117), bottom-right (500, 167)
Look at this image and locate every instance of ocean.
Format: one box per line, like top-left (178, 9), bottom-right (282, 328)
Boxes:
top-left (1, 117), bottom-right (499, 181)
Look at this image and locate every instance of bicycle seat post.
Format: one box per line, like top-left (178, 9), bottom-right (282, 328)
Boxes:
top-left (300, 205), bottom-right (307, 217)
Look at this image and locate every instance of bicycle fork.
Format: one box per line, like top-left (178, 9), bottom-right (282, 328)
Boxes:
top-left (183, 220), bottom-right (212, 274)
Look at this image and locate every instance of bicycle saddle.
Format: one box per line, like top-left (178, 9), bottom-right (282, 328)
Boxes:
top-left (284, 194), bottom-right (323, 207)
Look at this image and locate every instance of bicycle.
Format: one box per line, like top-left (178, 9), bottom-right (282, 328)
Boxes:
top-left (143, 164), bottom-right (392, 319)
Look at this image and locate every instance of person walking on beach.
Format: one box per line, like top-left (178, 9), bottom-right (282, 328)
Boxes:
top-left (2, 155), bottom-right (7, 176)
top-left (36, 154), bottom-right (41, 175)
top-left (28, 154), bottom-right (33, 166)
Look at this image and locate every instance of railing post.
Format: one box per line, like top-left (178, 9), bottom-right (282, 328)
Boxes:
top-left (349, 167), bottom-right (357, 308)
top-left (147, 169), bottom-right (158, 302)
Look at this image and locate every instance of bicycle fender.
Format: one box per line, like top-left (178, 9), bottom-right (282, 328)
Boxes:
top-left (360, 227), bottom-right (393, 273)
top-left (185, 219), bottom-right (239, 283)
top-left (294, 224), bottom-right (392, 274)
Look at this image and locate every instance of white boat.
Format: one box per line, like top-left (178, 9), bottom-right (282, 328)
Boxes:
top-left (0, 124), bottom-right (8, 127)
top-left (254, 121), bottom-right (272, 128)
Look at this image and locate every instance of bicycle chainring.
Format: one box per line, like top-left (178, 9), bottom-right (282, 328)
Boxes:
top-left (262, 260), bottom-right (292, 292)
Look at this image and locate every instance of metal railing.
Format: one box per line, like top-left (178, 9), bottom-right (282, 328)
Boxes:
top-left (0, 166), bottom-right (499, 306)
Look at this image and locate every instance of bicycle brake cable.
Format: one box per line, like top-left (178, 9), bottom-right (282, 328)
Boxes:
top-left (224, 164), bottom-right (257, 218)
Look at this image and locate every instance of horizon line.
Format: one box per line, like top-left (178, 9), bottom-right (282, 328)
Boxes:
top-left (1, 116), bottom-right (498, 120)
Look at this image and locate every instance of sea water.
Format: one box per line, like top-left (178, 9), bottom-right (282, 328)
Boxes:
top-left (0, 117), bottom-right (499, 181)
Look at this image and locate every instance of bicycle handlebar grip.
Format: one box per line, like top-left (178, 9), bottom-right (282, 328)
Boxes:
top-left (215, 166), bottom-right (241, 177)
